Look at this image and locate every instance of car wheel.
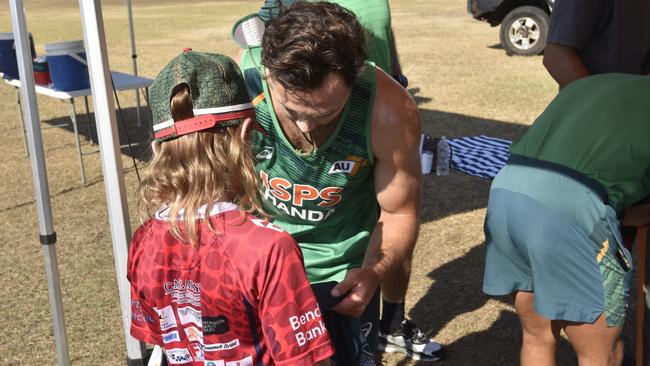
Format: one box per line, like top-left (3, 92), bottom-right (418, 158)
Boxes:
top-left (499, 6), bottom-right (549, 56)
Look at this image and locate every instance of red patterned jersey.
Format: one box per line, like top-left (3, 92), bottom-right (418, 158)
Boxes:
top-left (128, 203), bottom-right (334, 365)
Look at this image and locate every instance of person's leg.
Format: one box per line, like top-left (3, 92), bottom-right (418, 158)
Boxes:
top-left (563, 314), bottom-right (623, 366)
top-left (377, 250), bottom-right (445, 361)
top-left (514, 291), bottom-right (562, 366)
top-left (379, 251), bottom-right (411, 333)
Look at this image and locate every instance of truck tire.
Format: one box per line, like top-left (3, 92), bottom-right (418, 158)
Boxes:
top-left (499, 6), bottom-right (549, 56)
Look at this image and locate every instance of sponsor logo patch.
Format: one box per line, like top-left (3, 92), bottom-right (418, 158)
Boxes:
top-left (189, 343), bottom-right (204, 362)
top-left (154, 305), bottom-right (177, 331)
top-left (204, 338), bottom-right (240, 352)
top-left (162, 330), bottom-right (181, 344)
top-left (258, 170), bottom-right (343, 222)
top-left (328, 160), bottom-right (356, 174)
top-left (164, 279), bottom-right (201, 307)
top-left (177, 306), bottom-right (202, 327)
top-left (289, 304), bottom-right (328, 346)
top-left (131, 300), bottom-right (156, 324)
top-left (328, 155), bottom-right (367, 176)
top-left (203, 315), bottom-right (229, 335)
top-left (166, 348), bottom-right (193, 364)
top-left (205, 356), bottom-right (253, 366)
top-left (184, 326), bottom-right (203, 343)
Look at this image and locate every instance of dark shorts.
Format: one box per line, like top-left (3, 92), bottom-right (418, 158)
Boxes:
top-left (483, 165), bottom-right (633, 326)
top-left (312, 282), bottom-right (379, 366)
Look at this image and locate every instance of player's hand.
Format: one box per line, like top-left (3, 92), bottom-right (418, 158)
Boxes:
top-left (330, 268), bottom-right (381, 317)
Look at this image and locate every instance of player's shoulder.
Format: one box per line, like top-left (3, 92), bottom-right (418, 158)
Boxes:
top-left (130, 220), bottom-right (157, 250)
top-left (370, 68), bottom-right (420, 151)
top-left (372, 67), bottom-right (418, 125)
top-left (217, 213), bottom-right (302, 267)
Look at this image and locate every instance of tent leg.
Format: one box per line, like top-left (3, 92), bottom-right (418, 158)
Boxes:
top-left (9, 0), bottom-right (71, 364)
top-left (79, 0), bottom-right (146, 363)
top-left (15, 87), bottom-right (29, 156)
top-left (134, 89), bottom-right (142, 127)
top-left (143, 87), bottom-right (151, 130)
top-left (43, 244), bottom-right (71, 366)
top-left (84, 96), bottom-right (94, 143)
top-left (66, 99), bottom-right (86, 185)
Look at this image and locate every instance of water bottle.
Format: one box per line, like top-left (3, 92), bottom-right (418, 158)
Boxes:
top-left (436, 136), bottom-right (450, 176)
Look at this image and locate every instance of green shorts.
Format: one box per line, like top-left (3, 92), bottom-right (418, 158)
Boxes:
top-left (483, 164), bottom-right (633, 326)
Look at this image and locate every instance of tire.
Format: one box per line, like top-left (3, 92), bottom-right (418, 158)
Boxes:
top-left (499, 6), bottom-right (549, 56)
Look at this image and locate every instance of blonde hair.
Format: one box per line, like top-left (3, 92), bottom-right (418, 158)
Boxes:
top-left (138, 85), bottom-right (266, 248)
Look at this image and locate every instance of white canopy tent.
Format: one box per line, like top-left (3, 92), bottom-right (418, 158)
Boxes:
top-left (9, 0), bottom-right (145, 364)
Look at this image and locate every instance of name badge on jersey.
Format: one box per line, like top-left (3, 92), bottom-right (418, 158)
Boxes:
top-left (328, 160), bottom-right (356, 174)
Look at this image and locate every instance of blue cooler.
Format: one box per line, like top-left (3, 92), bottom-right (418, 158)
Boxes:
top-left (45, 40), bottom-right (90, 91)
top-left (0, 32), bottom-right (35, 80)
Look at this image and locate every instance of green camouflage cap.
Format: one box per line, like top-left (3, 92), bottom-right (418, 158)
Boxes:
top-left (150, 51), bottom-right (254, 141)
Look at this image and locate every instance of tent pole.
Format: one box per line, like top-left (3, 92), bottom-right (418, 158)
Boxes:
top-left (126, 0), bottom-right (142, 126)
top-left (78, 0), bottom-right (145, 364)
top-left (8, 0), bottom-right (70, 365)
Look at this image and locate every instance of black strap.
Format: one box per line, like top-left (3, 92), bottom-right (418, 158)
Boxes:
top-left (40, 232), bottom-right (57, 245)
top-left (508, 154), bottom-right (609, 205)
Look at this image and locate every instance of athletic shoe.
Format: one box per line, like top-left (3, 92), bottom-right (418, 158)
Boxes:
top-left (377, 319), bottom-right (445, 362)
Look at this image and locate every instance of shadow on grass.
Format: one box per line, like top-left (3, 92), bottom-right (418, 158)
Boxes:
top-left (402, 99), bottom-right (578, 364)
top-left (405, 244), bottom-right (578, 366)
top-left (41, 105), bottom-right (153, 162)
top-left (417, 106), bottom-right (530, 223)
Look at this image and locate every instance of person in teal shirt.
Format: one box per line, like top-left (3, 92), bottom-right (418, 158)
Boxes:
top-left (483, 73), bottom-right (650, 366)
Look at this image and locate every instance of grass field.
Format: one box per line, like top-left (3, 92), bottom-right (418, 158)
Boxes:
top-left (0, 0), bottom-right (638, 365)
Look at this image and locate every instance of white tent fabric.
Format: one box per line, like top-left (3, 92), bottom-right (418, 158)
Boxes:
top-left (9, 0), bottom-right (145, 364)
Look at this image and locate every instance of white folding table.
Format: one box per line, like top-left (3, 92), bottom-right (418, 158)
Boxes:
top-left (5, 71), bottom-right (152, 184)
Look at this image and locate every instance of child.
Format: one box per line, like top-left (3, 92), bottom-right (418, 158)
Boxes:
top-left (128, 51), bottom-right (333, 366)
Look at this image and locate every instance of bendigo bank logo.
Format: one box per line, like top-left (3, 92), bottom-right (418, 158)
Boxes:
top-left (259, 170), bottom-right (343, 222)
top-left (289, 304), bottom-right (327, 347)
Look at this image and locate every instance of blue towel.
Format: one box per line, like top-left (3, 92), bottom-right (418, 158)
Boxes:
top-left (447, 135), bottom-right (511, 179)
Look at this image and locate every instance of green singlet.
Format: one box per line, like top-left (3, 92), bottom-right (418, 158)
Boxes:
top-left (331, 0), bottom-right (393, 73)
top-left (242, 64), bottom-right (379, 283)
top-left (239, 46), bottom-right (262, 75)
top-left (509, 73), bottom-right (650, 212)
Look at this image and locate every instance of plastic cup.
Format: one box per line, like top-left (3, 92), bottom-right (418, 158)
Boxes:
top-left (421, 151), bottom-right (434, 175)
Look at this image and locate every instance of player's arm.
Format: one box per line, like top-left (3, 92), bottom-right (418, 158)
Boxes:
top-left (331, 68), bottom-right (421, 317)
top-left (543, 44), bottom-right (591, 89)
top-left (127, 230), bottom-right (164, 346)
top-left (543, 0), bottom-right (603, 88)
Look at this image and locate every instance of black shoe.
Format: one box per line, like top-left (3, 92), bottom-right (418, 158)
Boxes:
top-left (377, 319), bottom-right (445, 362)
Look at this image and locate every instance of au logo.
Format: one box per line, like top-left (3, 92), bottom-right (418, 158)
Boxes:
top-left (328, 156), bottom-right (366, 176)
